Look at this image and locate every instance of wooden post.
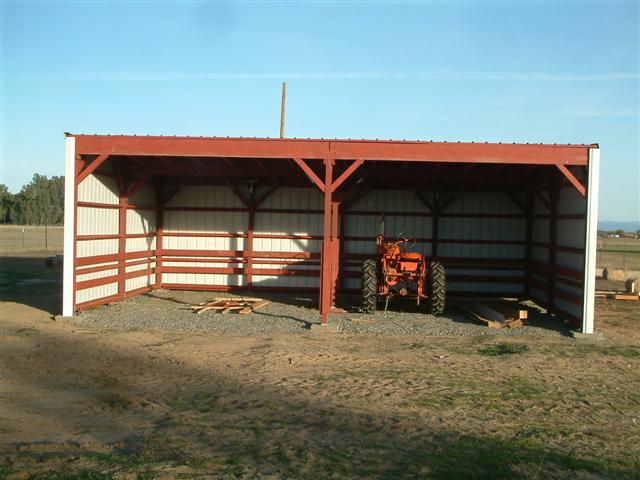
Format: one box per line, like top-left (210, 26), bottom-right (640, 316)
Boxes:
top-left (280, 81), bottom-right (287, 138)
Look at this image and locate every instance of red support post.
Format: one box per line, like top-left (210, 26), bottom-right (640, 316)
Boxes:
top-left (548, 186), bottom-right (559, 310)
top-left (330, 201), bottom-right (341, 308)
top-left (246, 208), bottom-right (255, 290)
top-left (320, 157), bottom-right (334, 324)
top-left (118, 188), bottom-right (129, 300)
top-left (154, 182), bottom-right (164, 289)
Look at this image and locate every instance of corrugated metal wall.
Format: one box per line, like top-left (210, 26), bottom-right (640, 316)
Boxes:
top-left (74, 173), bottom-right (157, 308)
top-left (75, 174), bottom-right (120, 305)
top-left (342, 189), bottom-right (525, 296)
top-left (161, 186), bottom-right (323, 290)
top-left (73, 176), bottom-right (587, 327)
top-left (162, 185), bottom-right (247, 287)
top-left (530, 186), bottom-right (586, 324)
top-left (253, 187), bottom-right (323, 288)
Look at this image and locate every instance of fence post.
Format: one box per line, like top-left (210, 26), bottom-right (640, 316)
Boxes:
top-left (45, 225), bottom-right (48, 250)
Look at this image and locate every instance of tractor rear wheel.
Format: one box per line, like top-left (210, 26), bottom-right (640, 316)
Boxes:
top-left (427, 261), bottom-right (446, 316)
top-left (361, 259), bottom-right (377, 313)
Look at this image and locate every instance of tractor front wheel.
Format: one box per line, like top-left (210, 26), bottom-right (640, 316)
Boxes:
top-left (361, 259), bottom-right (378, 313)
top-left (427, 261), bottom-right (446, 316)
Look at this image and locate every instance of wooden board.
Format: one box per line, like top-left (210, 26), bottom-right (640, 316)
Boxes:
top-left (190, 298), bottom-right (271, 315)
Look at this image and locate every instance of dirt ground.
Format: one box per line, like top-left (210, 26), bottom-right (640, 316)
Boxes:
top-left (1, 256), bottom-right (639, 479)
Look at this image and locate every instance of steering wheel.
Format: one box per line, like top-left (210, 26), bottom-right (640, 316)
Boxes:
top-left (397, 231), bottom-right (416, 249)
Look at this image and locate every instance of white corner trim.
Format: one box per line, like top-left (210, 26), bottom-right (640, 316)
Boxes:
top-left (62, 137), bottom-right (76, 316)
top-left (582, 148), bottom-right (600, 333)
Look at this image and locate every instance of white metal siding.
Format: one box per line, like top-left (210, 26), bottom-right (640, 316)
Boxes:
top-left (343, 189), bottom-right (525, 294)
top-left (73, 171), bottom-right (158, 308)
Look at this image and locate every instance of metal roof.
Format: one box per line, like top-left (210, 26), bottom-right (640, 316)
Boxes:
top-left (67, 133), bottom-right (596, 166)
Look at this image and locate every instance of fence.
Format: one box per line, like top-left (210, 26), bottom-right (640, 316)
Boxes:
top-left (596, 237), bottom-right (640, 271)
top-left (0, 225), bottom-right (64, 254)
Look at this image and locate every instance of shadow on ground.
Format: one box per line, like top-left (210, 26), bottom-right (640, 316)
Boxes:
top-left (1, 320), bottom-right (634, 479)
top-left (0, 256), bottom-right (62, 314)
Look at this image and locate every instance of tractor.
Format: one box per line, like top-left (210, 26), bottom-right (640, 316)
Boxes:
top-left (361, 234), bottom-right (445, 315)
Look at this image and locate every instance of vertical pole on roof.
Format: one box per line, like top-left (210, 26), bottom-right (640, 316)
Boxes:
top-left (320, 157), bottom-right (334, 324)
top-left (280, 81), bottom-right (287, 139)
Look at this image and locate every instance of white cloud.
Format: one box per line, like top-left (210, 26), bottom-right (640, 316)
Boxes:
top-left (556, 107), bottom-right (639, 118)
top-left (55, 70), bottom-right (640, 82)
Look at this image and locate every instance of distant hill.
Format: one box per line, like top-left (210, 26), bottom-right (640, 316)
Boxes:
top-left (598, 220), bottom-right (640, 232)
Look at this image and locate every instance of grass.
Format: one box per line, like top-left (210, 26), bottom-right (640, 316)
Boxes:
top-left (478, 343), bottom-right (529, 356)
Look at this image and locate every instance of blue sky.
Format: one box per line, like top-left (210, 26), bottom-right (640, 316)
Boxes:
top-left (1, 1), bottom-right (638, 222)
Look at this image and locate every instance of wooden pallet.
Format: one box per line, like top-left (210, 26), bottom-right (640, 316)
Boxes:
top-left (190, 297), bottom-right (270, 315)
top-left (455, 301), bottom-right (527, 329)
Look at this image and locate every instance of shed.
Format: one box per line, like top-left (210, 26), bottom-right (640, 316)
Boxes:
top-left (62, 134), bottom-right (600, 333)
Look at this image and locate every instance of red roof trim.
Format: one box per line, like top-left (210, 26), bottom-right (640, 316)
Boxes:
top-left (70, 134), bottom-right (595, 165)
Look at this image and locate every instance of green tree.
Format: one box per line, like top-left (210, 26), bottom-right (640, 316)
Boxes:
top-left (615, 229), bottom-right (625, 236)
top-left (13, 174), bottom-right (65, 225)
top-left (0, 184), bottom-right (15, 223)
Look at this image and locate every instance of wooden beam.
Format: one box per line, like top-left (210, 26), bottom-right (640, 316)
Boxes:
top-left (76, 154), bottom-right (109, 185)
top-left (293, 158), bottom-right (325, 192)
top-left (330, 158), bottom-right (365, 193)
top-left (556, 164), bottom-right (586, 197)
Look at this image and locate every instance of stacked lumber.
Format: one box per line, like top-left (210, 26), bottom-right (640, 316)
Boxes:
top-left (190, 297), bottom-right (270, 315)
top-left (595, 277), bottom-right (639, 300)
top-left (595, 291), bottom-right (639, 301)
top-left (456, 301), bottom-right (527, 329)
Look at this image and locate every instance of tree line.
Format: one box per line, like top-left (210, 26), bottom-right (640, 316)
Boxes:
top-left (0, 174), bottom-right (65, 225)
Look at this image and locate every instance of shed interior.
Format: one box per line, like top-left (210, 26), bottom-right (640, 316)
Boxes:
top-left (66, 135), bottom-right (598, 331)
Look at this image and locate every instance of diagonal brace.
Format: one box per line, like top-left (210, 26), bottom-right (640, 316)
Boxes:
top-left (76, 153), bottom-right (109, 185)
top-left (330, 158), bottom-right (365, 193)
top-left (556, 164), bottom-right (586, 197)
top-left (293, 158), bottom-right (325, 192)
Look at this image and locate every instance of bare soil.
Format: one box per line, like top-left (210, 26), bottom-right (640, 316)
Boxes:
top-left (1, 256), bottom-right (639, 479)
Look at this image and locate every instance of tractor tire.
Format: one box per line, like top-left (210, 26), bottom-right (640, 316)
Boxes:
top-left (361, 259), bottom-right (378, 313)
top-left (427, 261), bottom-right (446, 316)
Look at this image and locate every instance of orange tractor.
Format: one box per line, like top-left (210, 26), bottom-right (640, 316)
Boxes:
top-left (361, 234), bottom-right (445, 315)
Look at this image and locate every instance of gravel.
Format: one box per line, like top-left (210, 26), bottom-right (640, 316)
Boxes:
top-left (75, 289), bottom-right (577, 338)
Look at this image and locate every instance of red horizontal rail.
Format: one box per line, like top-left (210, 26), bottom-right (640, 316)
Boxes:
top-left (77, 232), bottom-right (156, 241)
top-left (164, 206), bottom-right (248, 213)
top-left (529, 278), bottom-right (582, 306)
top-left (76, 274), bottom-right (119, 291)
top-left (531, 242), bottom-right (584, 255)
top-left (161, 283), bottom-right (318, 293)
top-left (163, 231), bottom-right (247, 238)
top-left (162, 249), bottom-right (321, 259)
top-left (77, 200), bottom-right (156, 211)
top-left (76, 293), bottom-right (122, 311)
top-left (162, 266), bottom-right (320, 277)
top-left (529, 260), bottom-right (583, 280)
top-left (73, 134), bottom-right (591, 165)
top-left (75, 250), bottom-right (157, 267)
